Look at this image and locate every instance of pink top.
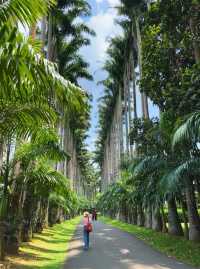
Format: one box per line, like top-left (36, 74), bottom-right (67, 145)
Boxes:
top-left (83, 216), bottom-right (90, 226)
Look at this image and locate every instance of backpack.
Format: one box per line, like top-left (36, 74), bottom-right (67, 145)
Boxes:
top-left (85, 217), bottom-right (93, 232)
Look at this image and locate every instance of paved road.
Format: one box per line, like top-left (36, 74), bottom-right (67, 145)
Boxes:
top-left (64, 221), bottom-right (195, 269)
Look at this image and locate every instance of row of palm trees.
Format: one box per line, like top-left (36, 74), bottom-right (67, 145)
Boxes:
top-left (37, 0), bottom-right (94, 191)
top-left (0, 0), bottom-right (93, 261)
top-left (95, 0), bottom-right (151, 187)
top-left (96, 0), bottom-right (200, 242)
top-left (98, 113), bottom-right (200, 242)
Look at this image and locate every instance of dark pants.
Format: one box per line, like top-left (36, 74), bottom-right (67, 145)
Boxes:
top-left (83, 229), bottom-right (89, 249)
top-left (92, 214), bottom-right (97, 221)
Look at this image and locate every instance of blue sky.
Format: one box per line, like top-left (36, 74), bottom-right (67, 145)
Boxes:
top-left (79, 0), bottom-right (159, 151)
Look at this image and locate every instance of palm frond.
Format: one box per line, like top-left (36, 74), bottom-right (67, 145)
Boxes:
top-left (0, 0), bottom-right (55, 26)
top-left (160, 157), bottom-right (200, 194)
top-left (0, 27), bottom-right (86, 139)
top-left (133, 156), bottom-right (166, 176)
top-left (15, 134), bottom-right (70, 164)
top-left (0, 103), bottom-right (56, 138)
top-left (26, 164), bottom-right (67, 191)
top-left (173, 111), bottom-right (200, 147)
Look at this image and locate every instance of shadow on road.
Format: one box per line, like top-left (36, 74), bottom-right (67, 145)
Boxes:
top-left (64, 221), bottom-right (195, 269)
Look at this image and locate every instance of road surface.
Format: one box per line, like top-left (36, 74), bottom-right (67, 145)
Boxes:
top-left (64, 221), bottom-right (195, 269)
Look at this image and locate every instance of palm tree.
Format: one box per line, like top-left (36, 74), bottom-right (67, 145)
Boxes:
top-left (96, 36), bottom-right (125, 188)
top-left (0, 0), bottom-right (56, 259)
top-left (119, 0), bottom-right (149, 119)
top-left (43, 0), bottom-right (94, 193)
top-left (130, 113), bottom-right (185, 236)
top-left (96, 31), bottom-right (138, 188)
top-left (172, 112), bottom-right (200, 241)
top-left (117, 18), bottom-right (138, 154)
top-left (46, 0), bottom-right (94, 62)
top-left (58, 39), bottom-right (93, 84)
top-left (1, 127), bottom-right (69, 255)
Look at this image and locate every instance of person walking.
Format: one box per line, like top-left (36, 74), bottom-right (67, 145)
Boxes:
top-left (92, 208), bottom-right (97, 221)
top-left (83, 211), bottom-right (92, 250)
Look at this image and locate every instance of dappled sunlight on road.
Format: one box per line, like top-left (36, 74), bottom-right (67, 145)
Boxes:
top-left (64, 221), bottom-right (194, 269)
top-left (120, 249), bottom-right (130, 255)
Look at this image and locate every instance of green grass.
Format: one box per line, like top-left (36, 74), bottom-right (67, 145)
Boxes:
top-left (9, 217), bottom-right (81, 269)
top-left (101, 216), bottom-right (200, 267)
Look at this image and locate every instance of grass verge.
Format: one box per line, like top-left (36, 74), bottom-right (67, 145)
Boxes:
top-left (100, 216), bottom-right (200, 267)
top-left (9, 217), bottom-right (81, 269)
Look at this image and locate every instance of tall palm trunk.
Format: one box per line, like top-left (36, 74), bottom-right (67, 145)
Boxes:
top-left (181, 198), bottom-right (189, 239)
top-left (6, 178), bottom-right (24, 255)
top-left (21, 190), bottom-right (34, 242)
top-left (145, 205), bottom-right (152, 228)
top-left (41, 16), bottom-right (47, 52)
top-left (117, 91), bottom-right (122, 177)
top-left (167, 197), bottom-right (183, 236)
top-left (0, 149), bottom-right (10, 260)
top-left (0, 140), bottom-right (4, 171)
top-left (132, 55), bottom-right (137, 120)
top-left (0, 141), bottom-right (11, 261)
top-left (152, 206), bottom-right (162, 232)
top-left (146, 0), bottom-right (151, 10)
top-left (137, 204), bottom-right (145, 227)
top-left (127, 59), bottom-right (133, 156)
top-left (110, 125), bottom-right (113, 181)
top-left (131, 44), bottom-right (138, 154)
top-left (0, 140), bottom-right (5, 259)
top-left (135, 15), bottom-right (149, 119)
top-left (0, 222), bottom-right (6, 261)
top-left (119, 87), bottom-right (124, 156)
top-left (34, 199), bottom-right (42, 232)
top-left (161, 206), bottom-right (168, 233)
top-left (185, 177), bottom-right (200, 241)
top-left (195, 179), bottom-right (200, 204)
top-left (129, 206), bottom-right (137, 225)
top-left (47, 12), bottom-right (53, 61)
top-left (189, 4), bottom-right (200, 63)
top-left (29, 24), bottom-right (37, 40)
top-left (123, 66), bottom-right (129, 154)
top-left (37, 198), bottom-right (49, 231)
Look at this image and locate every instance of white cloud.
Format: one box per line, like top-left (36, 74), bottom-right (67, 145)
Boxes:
top-left (107, 0), bottom-right (120, 6)
top-left (81, 7), bottom-right (122, 71)
top-left (79, 5), bottom-right (122, 150)
top-left (96, 0), bottom-right (120, 5)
